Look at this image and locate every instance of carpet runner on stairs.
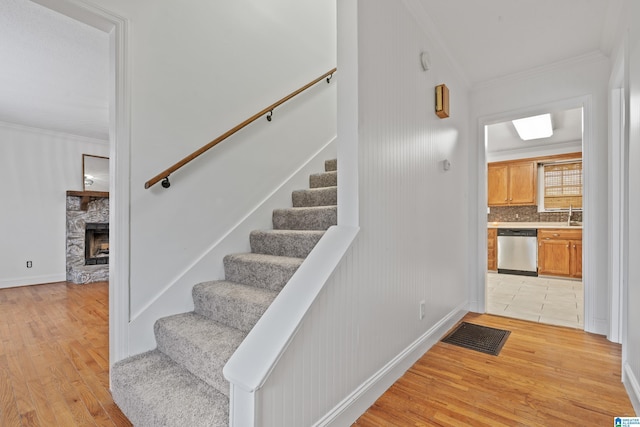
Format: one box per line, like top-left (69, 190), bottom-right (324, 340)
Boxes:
top-left (111, 159), bottom-right (337, 426)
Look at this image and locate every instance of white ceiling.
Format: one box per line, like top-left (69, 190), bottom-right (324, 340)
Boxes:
top-left (0, 0), bottom-right (626, 142)
top-left (418, 0), bottom-right (625, 86)
top-left (0, 0), bottom-right (109, 140)
top-left (418, 0), bottom-right (625, 153)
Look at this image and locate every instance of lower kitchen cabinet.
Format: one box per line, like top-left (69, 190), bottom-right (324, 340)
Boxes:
top-left (570, 240), bottom-right (582, 279)
top-left (537, 229), bottom-right (582, 278)
top-left (488, 228), bottom-right (497, 271)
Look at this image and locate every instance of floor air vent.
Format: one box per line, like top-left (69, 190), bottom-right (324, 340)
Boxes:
top-left (441, 322), bottom-right (510, 356)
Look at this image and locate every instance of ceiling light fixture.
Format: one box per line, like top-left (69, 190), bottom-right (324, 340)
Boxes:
top-left (512, 113), bottom-right (553, 141)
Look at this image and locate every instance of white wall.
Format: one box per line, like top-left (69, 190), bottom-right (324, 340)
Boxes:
top-left (0, 122), bottom-right (108, 288)
top-left (78, 0), bottom-right (337, 354)
top-left (469, 54), bottom-right (611, 335)
top-left (255, 1), bottom-right (470, 425)
top-left (624, 0), bottom-right (640, 412)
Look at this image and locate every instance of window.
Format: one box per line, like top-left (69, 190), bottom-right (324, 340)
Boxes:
top-left (543, 161), bottom-right (582, 209)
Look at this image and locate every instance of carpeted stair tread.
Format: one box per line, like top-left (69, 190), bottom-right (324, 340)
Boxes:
top-left (292, 186), bottom-right (337, 207)
top-left (111, 159), bottom-right (338, 425)
top-left (155, 312), bottom-right (246, 397)
top-left (111, 349), bottom-right (228, 427)
top-left (272, 206), bottom-right (337, 230)
top-left (193, 280), bottom-right (278, 332)
top-left (250, 229), bottom-right (325, 258)
top-left (309, 170), bottom-right (337, 188)
top-left (325, 159), bottom-right (337, 172)
top-left (224, 253), bottom-right (303, 291)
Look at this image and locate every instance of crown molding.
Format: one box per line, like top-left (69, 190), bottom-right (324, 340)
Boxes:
top-left (473, 51), bottom-right (610, 91)
top-left (0, 120), bottom-right (108, 145)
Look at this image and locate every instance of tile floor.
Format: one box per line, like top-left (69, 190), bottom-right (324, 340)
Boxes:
top-left (486, 272), bottom-right (584, 329)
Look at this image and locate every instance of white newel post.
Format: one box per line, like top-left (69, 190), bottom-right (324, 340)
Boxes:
top-left (229, 383), bottom-right (257, 426)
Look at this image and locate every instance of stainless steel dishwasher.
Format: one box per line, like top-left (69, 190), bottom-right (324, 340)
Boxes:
top-left (497, 228), bottom-right (538, 276)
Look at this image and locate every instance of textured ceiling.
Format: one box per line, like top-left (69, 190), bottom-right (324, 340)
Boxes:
top-left (0, 0), bottom-right (109, 140)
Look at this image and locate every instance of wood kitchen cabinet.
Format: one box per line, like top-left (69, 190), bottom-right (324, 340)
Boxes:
top-left (488, 160), bottom-right (537, 206)
top-left (570, 240), bottom-right (582, 278)
top-left (488, 228), bottom-right (497, 271)
top-left (538, 228), bottom-right (582, 278)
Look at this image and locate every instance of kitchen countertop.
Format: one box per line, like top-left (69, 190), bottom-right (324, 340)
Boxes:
top-left (488, 221), bottom-right (582, 229)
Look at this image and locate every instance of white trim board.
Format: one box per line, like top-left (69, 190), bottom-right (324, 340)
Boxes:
top-left (0, 120), bottom-right (108, 145)
top-left (128, 140), bottom-right (336, 355)
top-left (32, 0), bottom-right (132, 365)
top-left (623, 362), bottom-right (640, 415)
top-left (0, 274), bottom-right (66, 290)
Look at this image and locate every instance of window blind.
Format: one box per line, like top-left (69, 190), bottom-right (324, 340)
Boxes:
top-left (543, 162), bottom-right (582, 209)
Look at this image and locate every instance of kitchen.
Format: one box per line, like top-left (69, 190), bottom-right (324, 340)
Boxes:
top-left (486, 107), bottom-right (584, 329)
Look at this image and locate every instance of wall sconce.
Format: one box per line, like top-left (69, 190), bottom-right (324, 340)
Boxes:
top-left (435, 84), bottom-right (449, 118)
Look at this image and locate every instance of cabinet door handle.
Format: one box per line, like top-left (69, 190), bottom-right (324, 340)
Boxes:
top-left (553, 233), bottom-right (560, 237)
top-left (566, 244), bottom-right (569, 248)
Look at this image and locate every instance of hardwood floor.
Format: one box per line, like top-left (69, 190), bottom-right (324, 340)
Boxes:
top-left (1, 284), bottom-right (635, 426)
top-left (0, 281), bottom-right (131, 426)
top-left (354, 313), bottom-right (636, 426)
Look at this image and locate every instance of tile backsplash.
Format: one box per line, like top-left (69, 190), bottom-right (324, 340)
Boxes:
top-left (488, 205), bottom-right (583, 223)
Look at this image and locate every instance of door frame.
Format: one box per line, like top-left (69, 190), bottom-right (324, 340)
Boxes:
top-left (32, 0), bottom-right (131, 364)
top-left (476, 95), bottom-right (595, 332)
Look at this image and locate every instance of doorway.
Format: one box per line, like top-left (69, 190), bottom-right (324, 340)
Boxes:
top-left (31, 0), bottom-right (131, 365)
top-left (484, 106), bottom-right (585, 329)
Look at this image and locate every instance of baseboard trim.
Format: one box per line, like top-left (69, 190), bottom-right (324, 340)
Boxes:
top-left (623, 362), bottom-right (640, 415)
top-left (313, 304), bottom-right (468, 427)
top-left (0, 274), bottom-right (66, 289)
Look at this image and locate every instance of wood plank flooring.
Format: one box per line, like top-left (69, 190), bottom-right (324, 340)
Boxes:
top-left (0, 281), bottom-right (131, 426)
top-left (354, 313), bottom-right (636, 426)
top-left (1, 283), bottom-right (635, 426)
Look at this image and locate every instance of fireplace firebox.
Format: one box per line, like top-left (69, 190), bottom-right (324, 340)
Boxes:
top-left (85, 223), bottom-right (109, 265)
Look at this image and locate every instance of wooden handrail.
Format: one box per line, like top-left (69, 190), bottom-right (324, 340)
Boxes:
top-left (145, 67), bottom-right (337, 189)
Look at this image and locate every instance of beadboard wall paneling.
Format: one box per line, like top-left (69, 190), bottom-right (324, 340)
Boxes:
top-left (258, 1), bottom-right (470, 425)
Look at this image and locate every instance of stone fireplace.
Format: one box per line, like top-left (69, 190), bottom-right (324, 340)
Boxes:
top-left (66, 191), bottom-right (109, 284)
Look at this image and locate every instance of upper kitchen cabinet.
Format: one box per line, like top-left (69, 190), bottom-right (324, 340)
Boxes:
top-left (488, 160), bottom-right (536, 206)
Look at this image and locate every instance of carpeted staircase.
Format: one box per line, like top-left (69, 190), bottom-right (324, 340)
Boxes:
top-left (111, 159), bottom-right (337, 426)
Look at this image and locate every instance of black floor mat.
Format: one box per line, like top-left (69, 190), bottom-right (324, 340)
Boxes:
top-left (441, 322), bottom-right (510, 356)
